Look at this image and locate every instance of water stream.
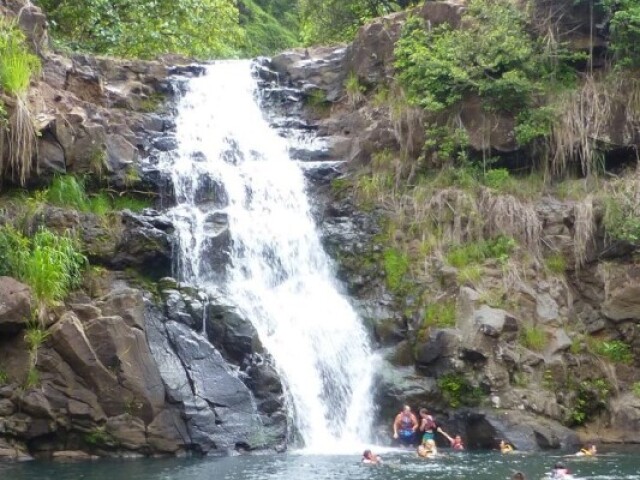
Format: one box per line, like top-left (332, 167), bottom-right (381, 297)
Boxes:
top-left (163, 60), bottom-right (374, 451)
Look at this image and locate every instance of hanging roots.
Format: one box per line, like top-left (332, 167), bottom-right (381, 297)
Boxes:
top-left (6, 95), bottom-right (36, 185)
top-left (574, 195), bottom-right (595, 271)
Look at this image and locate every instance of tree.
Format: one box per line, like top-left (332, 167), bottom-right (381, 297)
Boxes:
top-left (39, 0), bottom-right (244, 58)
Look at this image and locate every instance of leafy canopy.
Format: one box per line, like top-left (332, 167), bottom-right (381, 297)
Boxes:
top-left (39, 0), bottom-right (244, 58)
top-left (394, 0), bottom-right (560, 113)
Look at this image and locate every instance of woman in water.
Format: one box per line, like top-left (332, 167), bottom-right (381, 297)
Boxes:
top-left (362, 449), bottom-right (382, 465)
top-left (417, 439), bottom-right (438, 458)
top-left (500, 439), bottom-right (514, 453)
top-left (448, 434), bottom-right (465, 450)
top-left (418, 408), bottom-right (451, 444)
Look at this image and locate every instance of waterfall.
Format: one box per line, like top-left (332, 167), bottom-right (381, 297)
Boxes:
top-left (163, 60), bottom-right (375, 451)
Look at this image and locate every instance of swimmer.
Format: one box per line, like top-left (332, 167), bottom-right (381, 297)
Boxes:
top-left (512, 472), bottom-right (526, 480)
top-left (575, 444), bottom-right (597, 456)
top-left (499, 439), bottom-right (514, 453)
top-left (441, 431), bottom-right (465, 450)
top-left (417, 439), bottom-right (438, 458)
top-left (551, 462), bottom-right (572, 479)
top-left (362, 449), bottom-right (382, 465)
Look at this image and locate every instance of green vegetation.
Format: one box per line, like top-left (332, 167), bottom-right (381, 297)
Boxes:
top-left (419, 300), bottom-right (456, 340)
top-left (446, 236), bottom-right (516, 268)
top-left (568, 378), bottom-right (611, 426)
top-left (0, 225), bottom-right (86, 306)
top-left (594, 339), bottom-right (634, 364)
top-left (0, 367), bottom-right (8, 386)
top-left (39, 0), bottom-right (243, 58)
top-left (383, 248), bottom-right (409, 293)
top-left (84, 427), bottom-right (115, 448)
top-left (437, 373), bottom-right (484, 409)
top-left (240, 0), bottom-right (299, 56)
top-left (603, 178), bottom-right (640, 243)
top-left (395, 1), bottom-right (574, 114)
top-left (633, 382), bottom-right (640, 398)
top-left (545, 253), bottom-right (567, 274)
top-left (0, 18), bottom-right (41, 186)
top-left (300, 0), bottom-right (421, 44)
top-left (457, 264), bottom-right (483, 284)
top-left (520, 325), bottom-right (547, 351)
top-left (607, 0), bottom-right (640, 68)
top-left (46, 175), bottom-right (152, 214)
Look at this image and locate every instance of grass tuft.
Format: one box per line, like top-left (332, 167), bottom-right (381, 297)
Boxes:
top-left (520, 325), bottom-right (548, 351)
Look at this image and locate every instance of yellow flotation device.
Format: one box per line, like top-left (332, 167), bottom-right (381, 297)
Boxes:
top-left (501, 444), bottom-right (514, 453)
top-left (580, 448), bottom-right (593, 456)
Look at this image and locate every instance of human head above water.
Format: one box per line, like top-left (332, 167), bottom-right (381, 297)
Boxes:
top-left (512, 472), bottom-right (526, 480)
top-left (363, 449), bottom-right (372, 459)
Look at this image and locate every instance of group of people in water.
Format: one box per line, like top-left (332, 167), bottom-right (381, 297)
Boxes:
top-left (361, 404), bottom-right (600, 469)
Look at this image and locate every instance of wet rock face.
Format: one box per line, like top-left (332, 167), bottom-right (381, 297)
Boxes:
top-left (149, 281), bottom-right (288, 452)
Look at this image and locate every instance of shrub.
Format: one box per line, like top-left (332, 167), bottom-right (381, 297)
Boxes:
top-left (446, 236), bottom-right (516, 268)
top-left (483, 168), bottom-right (511, 191)
top-left (383, 248), bottom-right (410, 293)
top-left (39, 0), bottom-right (243, 58)
top-left (47, 175), bottom-right (88, 211)
top-left (457, 264), bottom-right (483, 284)
top-left (345, 71), bottom-right (366, 107)
top-left (594, 339), bottom-right (633, 364)
top-left (423, 301), bottom-right (456, 329)
top-left (520, 325), bottom-right (547, 351)
top-left (0, 225), bottom-right (87, 305)
top-left (0, 19), bottom-right (41, 186)
top-left (437, 373), bottom-right (484, 409)
top-left (608, 0), bottom-right (640, 68)
top-left (568, 378), bottom-right (611, 426)
top-left (545, 253), bottom-right (567, 274)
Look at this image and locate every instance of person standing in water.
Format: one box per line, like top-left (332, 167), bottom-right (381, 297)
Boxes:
top-left (393, 405), bottom-right (418, 446)
top-left (418, 408), bottom-right (452, 444)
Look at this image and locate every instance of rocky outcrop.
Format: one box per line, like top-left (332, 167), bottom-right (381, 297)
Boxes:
top-left (0, 277), bottom-right (32, 334)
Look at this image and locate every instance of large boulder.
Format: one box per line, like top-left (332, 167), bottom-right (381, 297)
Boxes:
top-left (601, 264), bottom-right (640, 322)
top-left (463, 410), bottom-right (579, 450)
top-left (0, 277), bottom-right (32, 334)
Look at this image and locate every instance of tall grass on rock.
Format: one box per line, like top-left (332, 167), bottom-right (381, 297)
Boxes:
top-left (0, 19), bottom-right (41, 186)
top-left (0, 225), bottom-right (86, 308)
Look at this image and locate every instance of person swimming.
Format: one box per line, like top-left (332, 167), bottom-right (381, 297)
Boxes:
top-left (450, 434), bottom-right (465, 450)
top-left (551, 462), bottom-right (572, 479)
top-left (575, 444), bottom-right (597, 456)
top-left (417, 439), bottom-right (438, 458)
top-left (500, 439), bottom-right (514, 453)
top-left (362, 449), bottom-right (382, 465)
top-left (393, 405), bottom-right (418, 446)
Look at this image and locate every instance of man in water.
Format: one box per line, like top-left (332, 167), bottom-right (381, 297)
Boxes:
top-left (392, 405), bottom-right (418, 446)
top-left (551, 462), bottom-right (572, 479)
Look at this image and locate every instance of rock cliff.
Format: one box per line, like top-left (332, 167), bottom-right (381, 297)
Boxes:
top-left (0, 0), bottom-right (286, 460)
top-left (261, 0), bottom-right (640, 451)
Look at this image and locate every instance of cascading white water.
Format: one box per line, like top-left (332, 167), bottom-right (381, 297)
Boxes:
top-left (163, 60), bottom-right (375, 451)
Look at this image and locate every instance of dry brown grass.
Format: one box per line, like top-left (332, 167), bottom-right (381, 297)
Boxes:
top-left (6, 96), bottom-right (37, 185)
top-left (573, 194), bottom-right (595, 270)
top-left (479, 189), bottom-right (542, 256)
top-left (549, 76), bottom-right (640, 178)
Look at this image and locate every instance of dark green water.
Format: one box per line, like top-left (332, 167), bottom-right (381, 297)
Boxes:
top-left (0, 450), bottom-right (638, 480)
